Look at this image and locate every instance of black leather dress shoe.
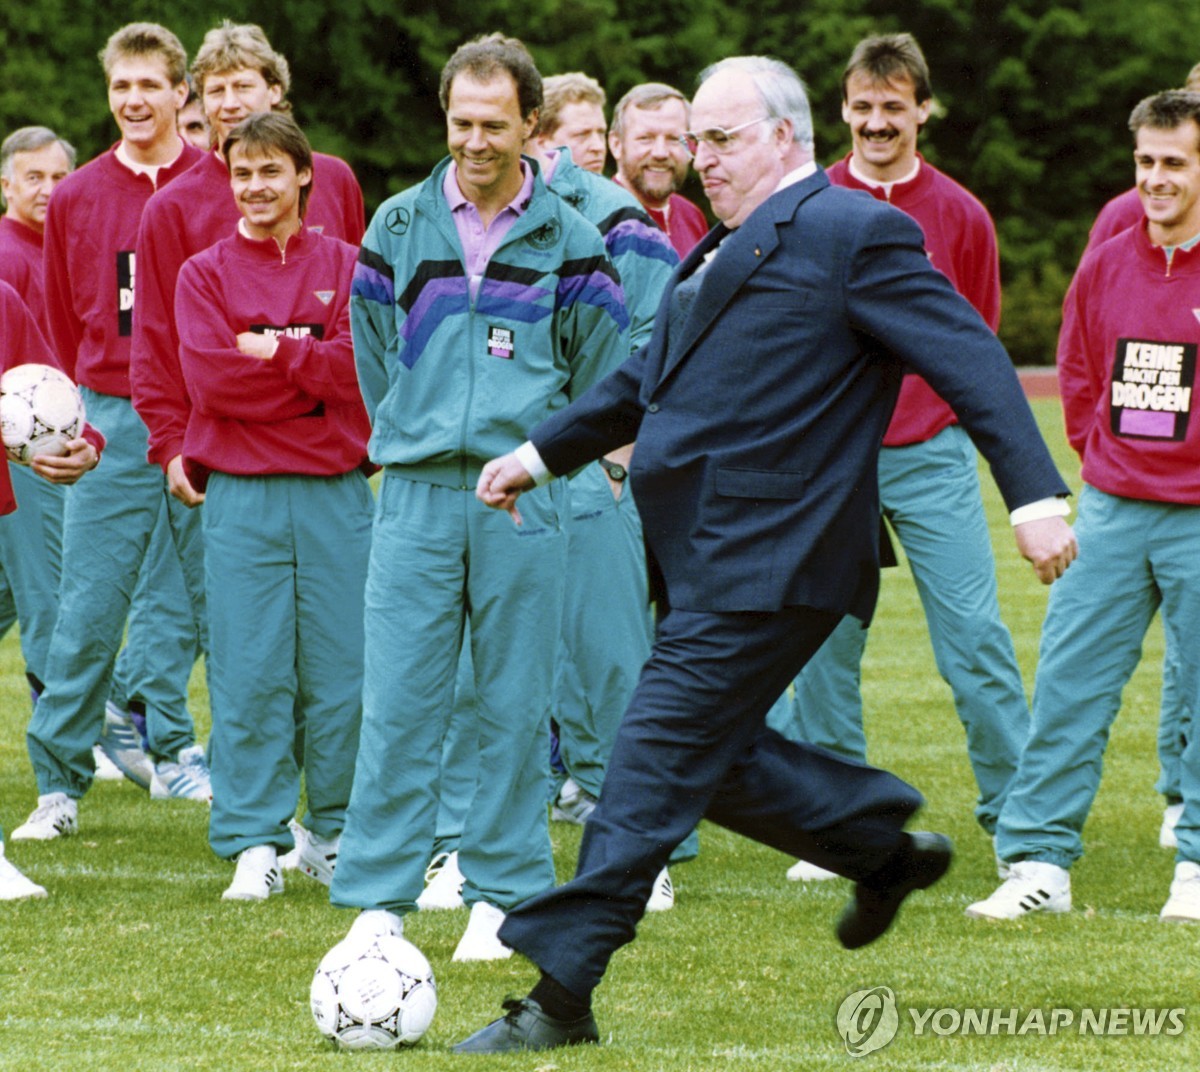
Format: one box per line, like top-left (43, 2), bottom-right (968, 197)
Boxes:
top-left (452, 997), bottom-right (600, 1054)
top-left (837, 831), bottom-right (953, 950)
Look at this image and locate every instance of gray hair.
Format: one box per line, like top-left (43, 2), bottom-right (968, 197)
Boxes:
top-left (1, 126), bottom-right (77, 182)
top-left (697, 56), bottom-right (814, 152)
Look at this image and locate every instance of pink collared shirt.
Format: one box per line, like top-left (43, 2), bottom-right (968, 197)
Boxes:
top-left (443, 160), bottom-right (536, 300)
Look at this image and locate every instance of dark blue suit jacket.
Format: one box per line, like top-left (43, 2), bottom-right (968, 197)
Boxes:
top-left (533, 169), bottom-right (1069, 619)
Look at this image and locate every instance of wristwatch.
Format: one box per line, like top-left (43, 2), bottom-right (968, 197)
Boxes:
top-left (599, 457), bottom-right (627, 482)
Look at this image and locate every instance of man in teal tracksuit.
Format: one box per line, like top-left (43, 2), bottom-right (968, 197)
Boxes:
top-left (422, 140), bottom-right (686, 911)
top-left (332, 34), bottom-right (629, 961)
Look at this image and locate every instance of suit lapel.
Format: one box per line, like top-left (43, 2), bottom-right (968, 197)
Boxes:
top-left (657, 170), bottom-right (829, 386)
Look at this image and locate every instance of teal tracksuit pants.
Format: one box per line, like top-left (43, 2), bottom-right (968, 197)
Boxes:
top-left (0, 464), bottom-right (64, 690)
top-left (430, 464), bottom-right (699, 864)
top-left (332, 474), bottom-right (566, 914)
top-left (108, 501), bottom-right (204, 761)
top-left (26, 390), bottom-right (206, 799)
top-left (204, 471), bottom-right (371, 859)
top-left (554, 464), bottom-right (654, 797)
top-left (2, 457), bottom-right (200, 764)
top-left (766, 425), bottom-right (1030, 833)
top-left (995, 486), bottom-right (1200, 868)
top-left (1155, 630), bottom-right (1187, 803)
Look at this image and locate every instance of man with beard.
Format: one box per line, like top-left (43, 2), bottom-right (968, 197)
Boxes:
top-left (610, 82), bottom-right (708, 256)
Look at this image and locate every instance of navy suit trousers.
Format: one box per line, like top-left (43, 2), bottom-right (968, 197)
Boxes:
top-left (498, 603), bottom-right (925, 998)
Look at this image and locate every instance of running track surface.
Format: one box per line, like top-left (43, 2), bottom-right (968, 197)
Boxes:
top-left (1018, 367), bottom-right (1059, 399)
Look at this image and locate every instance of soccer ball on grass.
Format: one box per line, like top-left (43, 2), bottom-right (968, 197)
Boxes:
top-left (0, 363), bottom-right (86, 465)
top-left (310, 931), bottom-right (437, 1050)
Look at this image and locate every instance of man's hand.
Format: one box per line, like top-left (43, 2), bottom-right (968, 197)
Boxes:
top-left (476, 452), bottom-right (535, 526)
top-left (1014, 515), bottom-right (1077, 584)
top-left (167, 454), bottom-right (205, 507)
top-left (30, 438), bottom-right (98, 485)
top-left (236, 331), bottom-right (277, 360)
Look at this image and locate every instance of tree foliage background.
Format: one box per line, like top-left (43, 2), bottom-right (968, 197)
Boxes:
top-left (3, 0), bottom-right (1200, 363)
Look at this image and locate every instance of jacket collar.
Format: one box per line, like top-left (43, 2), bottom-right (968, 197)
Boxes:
top-left (660, 168), bottom-right (828, 381)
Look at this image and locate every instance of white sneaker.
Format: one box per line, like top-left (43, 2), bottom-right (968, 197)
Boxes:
top-left (646, 866), bottom-right (675, 911)
top-left (1160, 803), bottom-right (1184, 850)
top-left (453, 900), bottom-right (512, 961)
top-left (965, 860), bottom-right (1071, 919)
top-left (551, 777), bottom-right (597, 825)
top-left (10, 793), bottom-right (78, 841)
top-left (348, 908), bottom-right (404, 942)
top-left (150, 744), bottom-right (212, 803)
top-left (278, 823), bottom-right (338, 887)
top-left (1159, 861), bottom-right (1200, 922)
top-left (222, 845), bottom-right (282, 902)
top-left (417, 850), bottom-right (465, 910)
top-left (278, 819), bottom-right (306, 870)
top-left (97, 702), bottom-right (153, 789)
top-left (0, 850), bottom-right (47, 900)
top-left (92, 745), bottom-right (125, 782)
top-left (786, 859), bottom-right (840, 882)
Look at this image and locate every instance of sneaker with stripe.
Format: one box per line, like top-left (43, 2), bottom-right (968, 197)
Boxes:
top-left (10, 793), bottom-right (78, 841)
top-left (222, 845), bottom-right (282, 902)
top-left (280, 822), bottom-right (339, 887)
top-left (646, 866), bottom-right (675, 911)
top-left (150, 744), bottom-right (212, 803)
top-left (965, 860), bottom-right (1071, 919)
top-left (97, 702), bottom-right (153, 789)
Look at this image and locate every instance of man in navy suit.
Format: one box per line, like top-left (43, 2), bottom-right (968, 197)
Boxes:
top-left (455, 55), bottom-right (1078, 1054)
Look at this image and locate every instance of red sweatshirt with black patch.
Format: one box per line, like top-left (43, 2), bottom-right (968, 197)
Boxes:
top-left (175, 224), bottom-right (369, 490)
top-left (132, 150), bottom-right (365, 470)
top-left (41, 142), bottom-right (202, 396)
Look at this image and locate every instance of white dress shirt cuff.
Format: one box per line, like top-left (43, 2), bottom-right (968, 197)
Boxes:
top-left (515, 441), bottom-right (553, 486)
top-left (1010, 496), bottom-right (1071, 527)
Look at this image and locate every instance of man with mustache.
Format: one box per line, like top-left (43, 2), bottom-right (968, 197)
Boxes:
top-left (769, 33), bottom-right (1044, 883)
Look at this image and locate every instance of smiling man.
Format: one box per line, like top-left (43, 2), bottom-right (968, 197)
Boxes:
top-left (769, 32), bottom-right (1041, 884)
top-left (457, 54), bottom-right (1075, 1053)
top-left (172, 112), bottom-right (371, 903)
top-left (133, 20), bottom-right (364, 514)
top-left (125, 21), bottom-right (366, 854)
top-left (330, 32), bottom-right (629, 963)
top-left (968, 89), bottom-right (1200, 925)
top-left (610, 82), bottom-right (709, 256)
top-left (13, 22), bottom-right (207, 842)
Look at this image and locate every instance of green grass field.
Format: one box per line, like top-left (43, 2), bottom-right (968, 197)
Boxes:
top-left (0, 398), bottom-right (1194, 1071)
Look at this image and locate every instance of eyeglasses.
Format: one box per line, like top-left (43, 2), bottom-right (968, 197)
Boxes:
top-left (679, 116), bottom-right (773, 156)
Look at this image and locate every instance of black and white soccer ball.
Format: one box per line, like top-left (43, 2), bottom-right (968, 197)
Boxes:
top-left (0, 363), bottom-right (86, 465)
top-left (310, 931), bottom-right (437, 1050)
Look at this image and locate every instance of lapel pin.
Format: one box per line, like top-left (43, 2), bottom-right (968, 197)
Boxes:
top-left (754, 247), bottom-right (761, 257)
